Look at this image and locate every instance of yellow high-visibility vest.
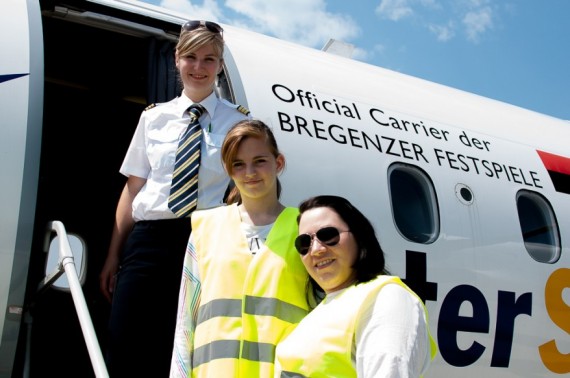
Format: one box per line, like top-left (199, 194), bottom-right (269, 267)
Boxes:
top-left (191, 204), bottom-right (310, 378)
top-left (275, 275), bottom-right (437, 378)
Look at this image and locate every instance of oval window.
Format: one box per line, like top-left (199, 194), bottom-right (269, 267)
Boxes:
top-left (516, 190), bottom-right (560, 263)
top-left (388, 163), bottom-right (439, 243)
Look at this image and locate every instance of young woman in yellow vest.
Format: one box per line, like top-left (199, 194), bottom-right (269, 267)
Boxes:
top-left (170, 119), bottom-right (312, 378)
top-left (275, 195), bottom-right (438, 378)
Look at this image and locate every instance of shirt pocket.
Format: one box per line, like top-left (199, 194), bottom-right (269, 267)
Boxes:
top-left (147, 127), bottom-right (179, 170)
top-left (201, 131), bottom-right (226, 174)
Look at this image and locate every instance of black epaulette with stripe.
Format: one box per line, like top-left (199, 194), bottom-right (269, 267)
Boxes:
top-left (236, 105), bottom-right (250, 116)
top-left (144, 103), bottom-right (157, 111)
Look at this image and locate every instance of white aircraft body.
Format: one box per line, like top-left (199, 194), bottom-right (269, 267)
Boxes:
top-left (1, 0), bottom-right (569, 376)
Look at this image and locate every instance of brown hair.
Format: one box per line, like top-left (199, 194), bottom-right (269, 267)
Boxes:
top-left (221, 120), bottom-right (283, 204)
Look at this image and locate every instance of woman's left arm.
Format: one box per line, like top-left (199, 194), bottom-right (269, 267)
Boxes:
top-left (355, 284), bottom-right (429, 378)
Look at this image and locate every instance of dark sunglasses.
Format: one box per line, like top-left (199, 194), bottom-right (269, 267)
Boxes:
top-left (181, 20), bottom-right (224, 36)
top-left (295, 227), bottom-right (350, 256)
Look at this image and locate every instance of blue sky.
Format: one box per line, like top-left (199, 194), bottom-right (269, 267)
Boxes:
top-left (142, 0), bottom-right (569, 121)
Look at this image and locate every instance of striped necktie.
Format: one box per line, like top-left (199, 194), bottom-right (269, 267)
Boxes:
top-left (168, 104), bottom-right (206, 218)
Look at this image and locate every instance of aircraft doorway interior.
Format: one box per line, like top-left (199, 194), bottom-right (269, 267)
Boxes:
top-left (19, 12), bottom-right (166, 378)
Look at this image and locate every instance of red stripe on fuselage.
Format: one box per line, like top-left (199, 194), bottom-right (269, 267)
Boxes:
top-left (537, 150), bottom-right (570, 175)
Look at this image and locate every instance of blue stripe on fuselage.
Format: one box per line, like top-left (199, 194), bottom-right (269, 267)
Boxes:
top-left (0, 73), bottom-right (28, 84)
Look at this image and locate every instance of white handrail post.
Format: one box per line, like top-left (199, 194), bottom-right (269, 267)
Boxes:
top-left (49, 221), bottom-right (109, 378)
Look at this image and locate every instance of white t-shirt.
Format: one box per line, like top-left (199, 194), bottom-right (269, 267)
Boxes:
top-left (353, 283), bottom-right (431, 377)
top-left (241, 222), bottom-right (274, 255)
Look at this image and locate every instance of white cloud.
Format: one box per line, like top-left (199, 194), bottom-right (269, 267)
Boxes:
top-left (151, 0), bottom-right (360, 48)
top-left (376, 0), bottom-right (414, 21)
top-left (353, 43), bottom-right (383, 64)
top-left (428, 21), bottom-right (455, 42)
top-left (224, 0), bottom-right (360, 48)
top-left (374, 0), bottom-right (497, 43)
top-left (465, 0), bottom-right (488, 7)
top-left (462, 6), bottom-right (494, 43)
top-left (352, 46), bottom-right (370, 61)
top-left (158, 0), bottom-right (223, 21)
top-left (374, 43), bottom-right (386, 55)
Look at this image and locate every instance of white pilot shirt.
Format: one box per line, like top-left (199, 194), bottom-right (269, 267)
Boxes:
top-left (120, 91), bottom-right (250, 221)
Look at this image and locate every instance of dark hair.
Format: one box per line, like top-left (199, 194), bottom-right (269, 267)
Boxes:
top-left (298, 195), bottom-right (389, 304)
top-left (221, 119), bottom-right (283, 204)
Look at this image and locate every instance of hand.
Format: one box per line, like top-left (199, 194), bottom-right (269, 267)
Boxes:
top-left (99, 255), bottom-right (120, 303)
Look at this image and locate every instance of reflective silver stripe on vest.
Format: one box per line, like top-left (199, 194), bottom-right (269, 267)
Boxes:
top-left (197, 297), bottom-right (308, 325)
top-left (241, 340), bottom-right (275, 363)
top-left (193, 340), bottom-right (276, 367)
top-left (244, 295), bottom-right (308, 323)
top-left (197, 298), bottom-right (242, 325)
top-left (281, 372), bottom-right (307, 378)
top-left (194, 297), bottom-right (308, 367)
top-left (193, 340), bottom-right (240, 367)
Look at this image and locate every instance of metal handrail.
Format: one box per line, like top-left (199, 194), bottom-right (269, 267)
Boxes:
top-left (41, 221), bottom-right (109, 378)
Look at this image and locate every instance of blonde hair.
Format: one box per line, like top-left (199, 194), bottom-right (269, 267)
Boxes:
top-left (176, 26), bottom-right (224, 58)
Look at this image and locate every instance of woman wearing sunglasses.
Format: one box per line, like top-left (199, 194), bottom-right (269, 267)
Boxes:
top-left (275, 195), bottom-right (437, 377)
top-left (100, 20), bottom-right (251, 377)
top-left (170, 120), bottom-right (311, 378)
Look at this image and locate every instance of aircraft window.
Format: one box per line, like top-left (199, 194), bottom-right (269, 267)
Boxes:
top-left (215, 69), bottom-right (233, 102)
top-left (388, 163), bottom-right (439, 243)
top-left (516, 190), bottom-right (561, 263)
top-left (455, 183), bottom-right (474, 205)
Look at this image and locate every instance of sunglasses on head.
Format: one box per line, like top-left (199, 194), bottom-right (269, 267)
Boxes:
top-left (295, 227), bottom-right (350, 256)
top-left (181, 20), bottom-right (224, 35)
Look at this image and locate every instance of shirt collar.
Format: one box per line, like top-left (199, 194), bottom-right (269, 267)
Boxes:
top-left (177, 91), bottom-right (218, 118)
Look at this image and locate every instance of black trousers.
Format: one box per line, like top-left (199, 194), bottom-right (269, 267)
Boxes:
top-left (107, 218), bottom-right (191, 378)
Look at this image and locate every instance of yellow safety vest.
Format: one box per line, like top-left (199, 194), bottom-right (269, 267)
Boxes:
top-left (191, 205), bottom-right (310, 378)
top-left (275, 276), bottom-right (437, 378)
